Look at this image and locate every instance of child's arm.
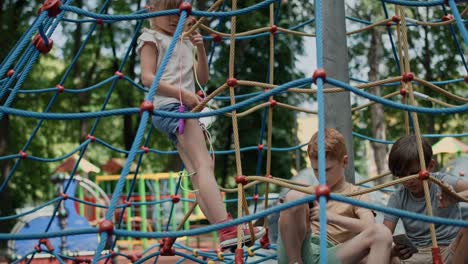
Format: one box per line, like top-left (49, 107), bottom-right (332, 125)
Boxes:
top-left (309, 202), bottom-right (373, 233)
top-left (140, 43), bottom-right (201, 108)
top-left (190, 32), bottom-right (209, 86)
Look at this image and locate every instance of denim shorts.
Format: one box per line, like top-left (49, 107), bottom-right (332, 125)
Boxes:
top-left (152, 103), bottom-right (190, 145)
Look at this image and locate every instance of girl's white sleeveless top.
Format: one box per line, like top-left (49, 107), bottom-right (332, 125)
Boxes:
top-left (137, 28), bottom-right (195, 108)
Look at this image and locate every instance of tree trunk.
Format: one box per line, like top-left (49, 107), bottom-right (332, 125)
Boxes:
top-left (367, 27), bottom-right (389, 184)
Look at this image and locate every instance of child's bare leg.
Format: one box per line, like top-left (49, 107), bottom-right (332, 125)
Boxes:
top-left (336, 223), bottom-right (392, 264)
top-left (279, 190), bottom-right (310, 264)
top-left (176, 119), bottom-right (227, 223)
top-left (452, 227), bottom-right (468, 263)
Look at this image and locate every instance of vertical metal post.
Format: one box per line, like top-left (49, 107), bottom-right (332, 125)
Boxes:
top-left (321, 0), bottom-right (355, 183)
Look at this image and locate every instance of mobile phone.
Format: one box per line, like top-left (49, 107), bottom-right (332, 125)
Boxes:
top-left (393, 234), bottom-right (419, 254)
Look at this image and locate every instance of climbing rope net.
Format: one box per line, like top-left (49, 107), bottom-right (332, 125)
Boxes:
top-left (0, 0), bottom-right (467, 263)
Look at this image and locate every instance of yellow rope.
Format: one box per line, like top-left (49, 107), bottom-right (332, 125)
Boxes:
top-left (398, 5), bottom-right (438, 249)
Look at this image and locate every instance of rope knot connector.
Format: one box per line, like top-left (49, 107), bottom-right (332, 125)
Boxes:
top-left (257, 144), bottom-right (264, 151)
top-left (212, 34), bottom-right (222, 43)
top-left (98, 220), bottom-right (114, 236)
top-left (140, 146), bottom-right (150, 154)
top-left (19, 151), bottom-right (28, 160)
top-left (40, 0), bottom-right (62, 17)
top-left (32, 34), bottom-right (54, 54)
top-left (399, 88), bottom-right (407, 97)
top-left (402, 72), bottom-right (414, 83)
top-left (418, 170), bottom-right (430, 181)
top-left (269, 99), bottom-right (277, 108)
top-left (315, 184), bottom-right (330, 201)
top-left (235, 175), bottom-right (248, 185)
top-left (253, 194), bottom-right (259, 201)
top-left (464, 75), bottom-right (468, 83)
top-left (227, 78), bottom-right (238, 87)
top-left (86, 134), bottom-right (96, 142)
top-left (7, 69), bottom-right (14, 77)
top-left (312, 69), bottom-right (326, 84)
top-left (160, 237), bottom-right (176, 256)
top-left (60, 192), bottom-right (68, 200)
top-left (139, 100), bottom-right (154, 115)
top-left (391, 15), bottom-right (401, 24)
top-left (178, 2), bottom-right (192, 16)
top-left (56, 84), bottom-right (64, 93)
top-left (171, 194), bottom-right (181, 203)
top-left (114, 71), bottom-right (124, 79)
top-left (270, 25), bottom-right (278, 34)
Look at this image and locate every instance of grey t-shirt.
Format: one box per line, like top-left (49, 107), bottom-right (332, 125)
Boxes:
top-left (384, 172), bottom-right (462, 247)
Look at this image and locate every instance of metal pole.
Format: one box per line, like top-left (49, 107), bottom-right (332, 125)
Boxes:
top-left (321, 0), bottom-right (355, 183)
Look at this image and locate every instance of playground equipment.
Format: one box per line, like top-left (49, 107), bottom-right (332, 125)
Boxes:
top-left (7, 174), bottom-right (109, 262)
top-left (0, 0), bottom-right (467, 263)
top-left (94, 172), bottom-right (220, 250)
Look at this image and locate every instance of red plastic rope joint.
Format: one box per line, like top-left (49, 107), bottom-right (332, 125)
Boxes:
top-left (19, 151), bottom-right (28, 160)
top-left (98, 220), bottom-right (114, 236)
top-left (235, 175), bottom-right (248, 185)
top-left (32, 34), bottom-right (54, 54)
top-left (402, 72), bottom-right (414, 83)
top-left (140, 146), bottom-right (150, 153)
top-left (315, 185), bottom-right (330, 201)
top-left (212, 34), bottom-right (222, 43)
top-left (312, 69), bottom-right (326, 84)
top-left (56, 84), bottom-right (65, 93)
top-left (96, 18), bottom-right (104, 25)
top-left (114, 71), bottom-right (124, 79)
top-left (178, 2), bottom-right (192, 16)
top-left (160, 238), bottom-right (176, 256)
top-left (269, 99), bottom-right (277, 108)
top-left (60, 193), bottom-right (68, 200)
top-left (227, 78), bottom-right (238, 87)
top-left (7, 69), bottom-right (14, 77)
top-left (464, 75), bottom-right (468, 83)
top-left (140, 100), bottom-right (154, 115)
top-left (418, 170), bottom-right (430, 181)
top-left (171, 194), bottom-right (181, 203)
top-left (257, 144), bottom-right (264, 151)
top-left (399, 88), bottom-right (407, 97)
top-left (86, 134), bottom-right (96, 142)
top-left (40, 0), bottom-right (62, 17)
top-left (391, 15), bottom-right (401, 23)
top-left (270, 25), bottom-right (278, 34)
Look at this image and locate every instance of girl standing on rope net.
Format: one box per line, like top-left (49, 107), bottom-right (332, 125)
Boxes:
top-left (137, 0), bottom-right (265, 251)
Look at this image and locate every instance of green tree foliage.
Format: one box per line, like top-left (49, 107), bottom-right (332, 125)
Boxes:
top-left (347, 2), bottom-right (467, 175)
